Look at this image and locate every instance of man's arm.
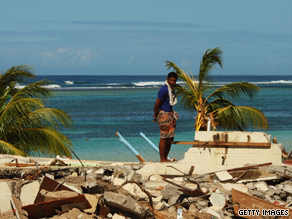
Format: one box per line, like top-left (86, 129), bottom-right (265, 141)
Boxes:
top-left (153, 98), bottom-right (162, 122)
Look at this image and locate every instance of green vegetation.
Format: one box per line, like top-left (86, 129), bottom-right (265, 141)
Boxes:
top-left (0, 65), bottom-right (73, 156)
top-left (166, 47), bottom-right (269, 131)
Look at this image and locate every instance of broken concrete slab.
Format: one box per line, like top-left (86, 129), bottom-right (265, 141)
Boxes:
top-left (167, 194), bottom-right (180, 206)
top-left (0, 181), bottom-right (13, 212)
top-left (103, 191), bottom-right (152, 218)
top-left (40, 189), bottom-right (79, 202)
top-left (215, 170), bottom-right (233, 182)
top-left (209, 191), bottom-right (226, 209)
top-left (255, 181), bottom-right (269, 192)
top-left (122, 183), bottom-right (148, 200)
top-left (144, 180), bottom-right (168, 189)
top-left (218, 182), bottom-right (248, 193)
top-left (113, 177), bottom-right (125, 186)
top-left (20, 180), bottom-right (40, 205)
top-left (83, 194), bottom-right (100, 214)
top-left (112, 213), bottom-right (126, 219)
top-left (161, 184), bottom-right (181, 200)
top-left (154, 201), bottom-right (166, 211)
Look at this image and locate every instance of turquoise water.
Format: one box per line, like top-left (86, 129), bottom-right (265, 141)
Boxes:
top-left (34, 75), bottom-right (292, 162)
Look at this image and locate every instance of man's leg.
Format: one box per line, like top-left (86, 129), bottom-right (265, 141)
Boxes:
top-left (159, 137), bottom-right (173, 162)
top-left (165, 137), bottom-right (173, 159)
top-left (159, 138), bottom-right (167, 162)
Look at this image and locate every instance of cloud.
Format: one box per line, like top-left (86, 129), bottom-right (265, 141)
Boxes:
top-left (41, 48), bottom-right (96, 66)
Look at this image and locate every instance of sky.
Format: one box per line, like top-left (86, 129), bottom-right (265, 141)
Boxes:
top-left (0, 0), bottom-right (291, 75)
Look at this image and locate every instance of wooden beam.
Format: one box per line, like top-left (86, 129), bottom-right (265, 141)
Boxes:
top-left (171, 141), bottom-right (271, 148)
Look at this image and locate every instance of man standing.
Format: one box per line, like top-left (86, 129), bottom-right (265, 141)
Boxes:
top-left (153, 72), bottom-right (178, 162)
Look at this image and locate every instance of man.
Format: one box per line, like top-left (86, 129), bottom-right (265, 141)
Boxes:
top-left (153, 72), bottom-right (178, 162)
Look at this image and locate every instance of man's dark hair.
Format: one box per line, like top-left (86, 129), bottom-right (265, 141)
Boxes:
top-left (167, 72), bottom-right (178, 79)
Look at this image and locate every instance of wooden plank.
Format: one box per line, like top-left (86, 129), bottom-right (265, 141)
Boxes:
top-left (232, 189), bottom-right (292, 218)
top-left (172, 141), bottom-right (271, 148)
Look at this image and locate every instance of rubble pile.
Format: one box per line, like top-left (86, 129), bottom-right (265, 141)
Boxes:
top-left (1, 160), bottom-right (292, 218)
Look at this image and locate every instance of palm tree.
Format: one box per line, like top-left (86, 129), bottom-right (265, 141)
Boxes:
top-left (166, 47), bottom-right (269, 131)
top-left (0, 65), bottom-right (73, 157)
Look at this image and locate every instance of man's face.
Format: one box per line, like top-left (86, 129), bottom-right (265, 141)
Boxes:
top-left (167, 77), bottom-right (177, 87)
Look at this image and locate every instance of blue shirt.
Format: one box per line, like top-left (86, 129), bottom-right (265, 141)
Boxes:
top-left (158, 85), bottom-right (172, 112)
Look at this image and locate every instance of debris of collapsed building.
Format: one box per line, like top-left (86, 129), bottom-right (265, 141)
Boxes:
top-left (1, 157), bottom-right (292, 219)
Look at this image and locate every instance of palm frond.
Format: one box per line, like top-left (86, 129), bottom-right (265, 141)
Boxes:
top-left (199, 47), bottom-right (223, 87)
top-left (24, 108), bottom-right (72, 128)
top-left (216, 105), bottom-right (269, 130)
top-left (0, 140), bottom-right (27, 156)
top-left (14, 80), bottom-right (51, 100)
top-left (0, 98), bottom-right (44, 127)
top-left (206, 82), bottom-right (260, 102)
top-left (21, 128), bottom-right (73, 156)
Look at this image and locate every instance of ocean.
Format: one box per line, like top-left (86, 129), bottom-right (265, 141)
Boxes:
top-left (25, 75), bottom-right (292, 162)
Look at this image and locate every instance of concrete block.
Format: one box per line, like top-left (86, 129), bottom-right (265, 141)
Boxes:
top-left (149, 174), bottom-right (164, 181)
top-left (104, 192), bottom-right (147, 217)
top-left (63, 183), bottom-right (82, 194)
top-left (203, 206), bottom-right (224, 219)
top-left (126, 170), bottom-right (136, 181)
top-left (112, 213), bottom-right (126, 219)
top-left (219, 183), bottom-right (248, 193)
top-left (215, 171), bottom-right (233, 181)
top-left (152, 195), bottom-right (163, 204)
top-left (144, 180), bottom-right (168, 189)
top-left (0, 181), bottom-right (12, 212)
top-left (161, 185), bottom-right (181, 200)
top-left (113, 177), bottom-right (125, 186)
top-left (184, 183), bottom-right (198, 191)
top-left (84, 194), bottom-right (100, 214)
top-left (154, 201), bottom-right (166, 211)
top-left (40, 189), bottom-right (78, 202)
top-left (283, 184), bottom-right (292, 194)
top-left (168, 194), bottom-right (180, 206)
top-left (147, 189), bottom-right (162, 197)
top-left (255, 181), bottom-right (269, 192)
top-left (195, 200), bottom-right (209, 209)
top-left (95, 168), bottom-right (104, 175)
top-left (209, 192), bottom-right (226, 209)
top-left (20, 180), bottom-right (40, 205)
top-left (122, 183), bottom-right (147, 199)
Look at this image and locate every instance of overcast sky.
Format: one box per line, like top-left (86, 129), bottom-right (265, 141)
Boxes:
top-left (0, 0), bottom-right (291, 75)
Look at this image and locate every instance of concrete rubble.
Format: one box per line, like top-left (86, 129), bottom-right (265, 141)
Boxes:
top-left (0, 154), bottom-right (292, 218)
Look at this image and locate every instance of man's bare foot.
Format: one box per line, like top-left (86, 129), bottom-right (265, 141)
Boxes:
top-left (160, 159), bottom-right (176, 162)
top-left (160, 159), bottom-right (171, 162)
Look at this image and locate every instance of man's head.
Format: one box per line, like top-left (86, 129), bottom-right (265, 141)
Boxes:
top-left (167, 72), bottom-right (178, 87)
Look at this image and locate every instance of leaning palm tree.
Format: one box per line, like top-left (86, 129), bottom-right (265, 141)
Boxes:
top-left (166, 47), bottom-right (269, 131)
top-left (0, 65), bottom-right (73, 156)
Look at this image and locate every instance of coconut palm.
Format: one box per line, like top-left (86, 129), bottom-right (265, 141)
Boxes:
top-left (0, 65), bottom-right (73, 156)
top-left (166, 47), bottom-right (269, 131)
